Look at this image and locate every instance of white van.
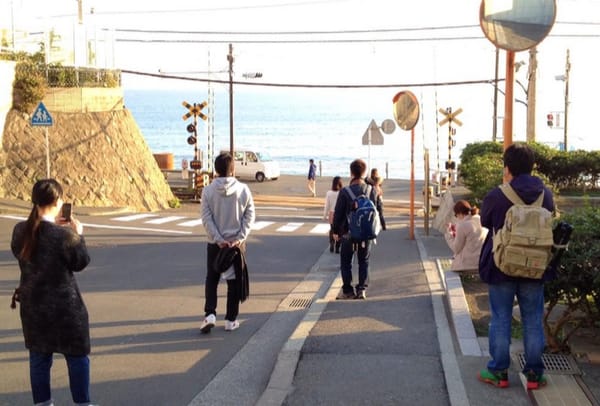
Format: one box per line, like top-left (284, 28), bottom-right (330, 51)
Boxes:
top-left (220, 149), bottom-right (280, 182)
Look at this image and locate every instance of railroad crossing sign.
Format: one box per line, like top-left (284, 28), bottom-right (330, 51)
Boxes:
top-left (182, 101), bottom-right (208, 121)
top-left (438, 107), bottom-right (463, 127)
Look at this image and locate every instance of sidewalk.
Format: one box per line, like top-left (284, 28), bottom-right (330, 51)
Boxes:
top-left (257, 225), bottom-right (600, 406)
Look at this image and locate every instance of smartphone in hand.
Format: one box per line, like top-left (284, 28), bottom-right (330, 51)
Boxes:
top-left (62, 203), bottom-right (72, 222)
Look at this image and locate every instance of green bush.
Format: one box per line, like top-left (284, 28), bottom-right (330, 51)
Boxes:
top-left (13, 60), bottom-right (47, 113)
top-left (460, 154), bottom-right (503, 203)
top-left (544, 206), bottom-right (600, 353)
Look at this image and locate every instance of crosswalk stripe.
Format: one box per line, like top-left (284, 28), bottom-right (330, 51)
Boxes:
top-left (145, 216), bottom-right (187, 225)
top-left (277, 222), bottom-right (303, 232)
top-left (178, 219), bottom-right (203, 227)
top-left (310, 224), bottom-right (331, 234)
top-left (252, 221), bottom-right (274, 230)
top-left (112, 214), bottom-right (159, 222)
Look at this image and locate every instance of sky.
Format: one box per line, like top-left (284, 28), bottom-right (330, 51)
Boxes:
top-left (3, 0), bottom-right (600, 152)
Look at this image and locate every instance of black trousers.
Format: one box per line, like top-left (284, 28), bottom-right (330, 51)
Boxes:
top-left (205, 243), bottom-right (240, 321)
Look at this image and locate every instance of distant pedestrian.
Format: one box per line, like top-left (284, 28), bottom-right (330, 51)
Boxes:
top-left (200, 152), bottom-right (255, 333)
top-left (10, 179), bottom-right (95, 406)
top-left (307, 159), bottom-right (317, 197)
top-left (444, 200), bottom-right (487, 271)
top-left (366, 168), bottom-right (387, 231)
top-left (324, 176), bottom-right (343, 253)
top-left (477, 143), bottom-right (556, 390)
top-left (332, 159), bottom-right (381, 300)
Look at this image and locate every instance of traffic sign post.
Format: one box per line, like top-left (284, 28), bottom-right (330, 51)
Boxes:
top-left (31, 102), bottom-right (54, 178)
top-left (438, 107), bottom-right (463, 187)
top-left (182, 101), bottom-right (208, 198)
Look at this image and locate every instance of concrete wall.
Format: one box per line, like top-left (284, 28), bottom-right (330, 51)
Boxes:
top-left (0, 61), bottom-right (16, 145)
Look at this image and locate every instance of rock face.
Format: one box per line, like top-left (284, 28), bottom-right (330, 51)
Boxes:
top-left (0, 108), bottom-right (175, 211)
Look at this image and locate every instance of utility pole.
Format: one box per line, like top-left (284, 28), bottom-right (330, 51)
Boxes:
top-left (228, 43), bottom-right (234, 156)
top-left (563, 49), bottom-right (570, 151)
top-left (493, 48), bottom-right (499, 142)
top-left (526, 47), bottom-right (537, 142)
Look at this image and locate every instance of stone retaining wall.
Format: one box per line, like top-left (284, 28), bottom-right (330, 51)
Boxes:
top-left (0, 108), bottom-right (174, 211)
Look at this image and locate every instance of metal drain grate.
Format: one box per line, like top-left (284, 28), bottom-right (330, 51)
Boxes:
top-left (515, 353), bottom-right (581, 375)
top-left (285, 297), bottom-right (313, 309)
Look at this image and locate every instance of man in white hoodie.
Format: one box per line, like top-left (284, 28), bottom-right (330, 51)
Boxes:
top-left (200, 152), bottom-right (255, 333)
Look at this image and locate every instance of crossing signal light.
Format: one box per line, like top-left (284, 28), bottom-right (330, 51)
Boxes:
top-left (187, 135), bottom-right (197, 145)
top-left (547, 113), bottom-right (554, 128)
top-left (186, 123), bottom-right (196, 133)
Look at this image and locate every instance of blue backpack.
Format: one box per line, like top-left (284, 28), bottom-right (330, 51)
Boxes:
top-left (345, 185), bottom-right (381, 240)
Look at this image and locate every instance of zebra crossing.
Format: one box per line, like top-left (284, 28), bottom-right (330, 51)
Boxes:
top-left (109, 214), bottom-right (331, 235)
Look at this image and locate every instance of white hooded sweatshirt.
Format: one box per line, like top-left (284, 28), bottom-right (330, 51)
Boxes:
top-left (200, 177), bottom-right (256, 245)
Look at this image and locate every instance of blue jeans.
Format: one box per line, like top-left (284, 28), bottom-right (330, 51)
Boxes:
top-left (29, 351), bottom-right (91, 405)
top-left (487, 280), bottom-right (545, 375)
top-left (339, 237), bottom-right (371, 294)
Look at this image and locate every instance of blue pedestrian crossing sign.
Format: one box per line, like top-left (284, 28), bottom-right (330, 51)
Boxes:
top-left (31, 102), bottom-right (53, 126)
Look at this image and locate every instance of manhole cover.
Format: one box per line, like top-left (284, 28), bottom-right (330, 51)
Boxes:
top-left (515, 353), bottom-right (581, 375)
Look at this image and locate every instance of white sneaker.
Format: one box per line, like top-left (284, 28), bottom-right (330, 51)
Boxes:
top-left (225, 320), bottom-right (240, 331)
top-left (200, 314), bottom-right (216, 334)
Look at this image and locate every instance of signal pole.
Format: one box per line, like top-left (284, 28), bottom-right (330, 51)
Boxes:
top-left (563, 49), bottom-right (570, 151)
top-left (228, 43), bottom-right (234, 156)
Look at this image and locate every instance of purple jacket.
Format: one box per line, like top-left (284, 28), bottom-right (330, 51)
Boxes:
top-left (478, 174), bottom-right (556, 284)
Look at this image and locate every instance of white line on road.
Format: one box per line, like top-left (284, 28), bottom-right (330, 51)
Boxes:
top-left (252, 221), bottom-right (274, 230)
top-left (83, 223), bottom-right (193, 235)
top-left (112, 214), bottom-right (159, 222)
top-left (310, 224), bottom-right (331, 234)
top-left (277, 222), bottom-right (302, 232)
top-left (178, 219), bottom-right (203, 227)
top-left (145, 216), bottom-right (187, 225)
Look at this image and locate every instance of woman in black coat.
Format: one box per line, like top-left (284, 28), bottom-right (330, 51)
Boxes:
top-left (11, 179), bottom-right (93, 406)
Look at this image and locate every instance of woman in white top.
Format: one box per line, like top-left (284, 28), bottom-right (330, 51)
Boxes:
top-left (444, 200), bottom-right (487, 271)
top-left (324, 176), bottom-right (343, 253)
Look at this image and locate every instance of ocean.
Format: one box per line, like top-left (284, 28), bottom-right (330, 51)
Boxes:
top-left (124, 87), bottom-right (435, 180)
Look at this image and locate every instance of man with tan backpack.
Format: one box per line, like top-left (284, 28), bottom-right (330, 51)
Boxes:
top-left (477, 143), bottom-right (556, 390)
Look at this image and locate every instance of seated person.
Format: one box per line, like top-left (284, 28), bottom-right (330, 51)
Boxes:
top-left (444, 200), bottom-right (487, 271)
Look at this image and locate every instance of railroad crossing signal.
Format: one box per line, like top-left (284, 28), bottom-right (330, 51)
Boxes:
top-left (182, 101), bottom-right (208, 121)
top-left (438, 107), bottom-right (463, 186)
top-left (438, 107), bottom-right (463, 127)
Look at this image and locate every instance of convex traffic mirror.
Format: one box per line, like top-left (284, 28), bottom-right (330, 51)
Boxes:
top-left (479, 0), bottom-right (556, 52)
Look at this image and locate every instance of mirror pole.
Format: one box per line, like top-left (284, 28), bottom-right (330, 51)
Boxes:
top-left (503, 50), bottom-right (515, 151)
top-left (409, 127), bottom-right (415, 240)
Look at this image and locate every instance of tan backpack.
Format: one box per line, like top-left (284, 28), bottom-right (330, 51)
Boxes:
top-left (492, 184), bottom-right (554, 279)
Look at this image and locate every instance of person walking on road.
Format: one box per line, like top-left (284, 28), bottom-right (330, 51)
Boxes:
top-left (444, 200), bottom-right (487, 272)
top-left (332, 159), bottom-right (380, 300)
top-left (366, 168), bottom-right (387, 231)
top-left (10, 179), bottom-right (95, 406)
top-left (200, 152), bottom-right (256, 333)
top-left (307, 159), bottom-right (317, 197)
top-left (324, 176), bottom-right (343, 253)
top-left (477, 143), bottom-right (556, 390)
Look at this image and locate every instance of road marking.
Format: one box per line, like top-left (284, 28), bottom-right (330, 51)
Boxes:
top-left (178, 219), bottom-right (203, 227)
top-left (310, 223), bottom-right (331, 234)
top-left (82, 223), bottom-right (192, 235)
top-left (145, 216), bottom-right (187, 225)
top-left (277, 222), bottom-right (302, 232)
top-left (252, 221), bottom-right (274, 230)
top-left (112, 214), bottom-right (159, 222)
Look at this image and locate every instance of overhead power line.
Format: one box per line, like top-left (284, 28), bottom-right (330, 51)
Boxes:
top-left (122, 68), bottom-right (505, 89)
top-left (115, 36), bottom-right (486, 44)
top-left (111, 25), bottom-right (480, 36)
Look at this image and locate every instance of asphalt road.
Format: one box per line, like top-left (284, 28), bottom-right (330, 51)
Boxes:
top-left (0, 204), bottom-right (335, 405)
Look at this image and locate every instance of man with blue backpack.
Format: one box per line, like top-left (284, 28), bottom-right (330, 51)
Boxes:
top-left (332, 159), bottom-right (382, 300)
